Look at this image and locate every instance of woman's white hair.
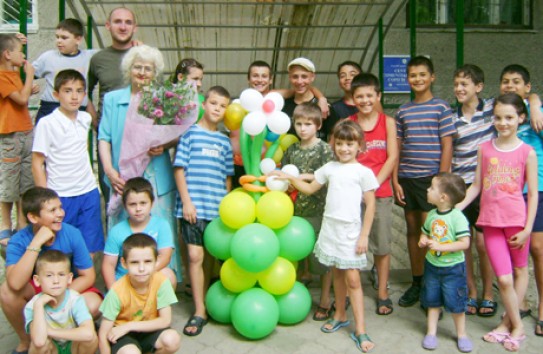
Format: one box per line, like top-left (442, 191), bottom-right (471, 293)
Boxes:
top-left (120, 45), bottom-right (165, 85)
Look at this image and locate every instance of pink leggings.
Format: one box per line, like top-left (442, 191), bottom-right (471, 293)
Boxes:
top-left (483, 226), bottom-right (530, 277)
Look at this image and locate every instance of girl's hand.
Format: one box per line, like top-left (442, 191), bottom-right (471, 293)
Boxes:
top-left (356, 236), bottom-right (368, 255)
top-left (392, 182), bottom-right (406, 206)
top-left (268, 170), bottom-right (290, 180)
top-left (508, 230), bottom-right (530, 249)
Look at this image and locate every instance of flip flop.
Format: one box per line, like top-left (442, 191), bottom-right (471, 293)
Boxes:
top-left (350, 332), bottom-right (375, 353)
top-left (183, 315), bottom-right (207, 336)
top-left (320, 318), bottom-right (350, 333)
top-left (478, 299), bottom-right (497, 317)
top-left (502, 334), bottom-right (526, 352)
top-left (313, 305), bottom-right (333, 321)
top-left (466, 297), bottom-right (478, 315)
top-left (536, 320), bottom-right (543, 337)
top-left (376, 298), bottom-right (393, 315)
top-left (482, 330), bottom-right (510, 343)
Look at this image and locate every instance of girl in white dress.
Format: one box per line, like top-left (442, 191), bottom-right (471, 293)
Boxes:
top-left (273, 120), bottom-right (378, 353)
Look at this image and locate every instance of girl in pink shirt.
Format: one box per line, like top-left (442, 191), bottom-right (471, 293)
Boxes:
top-left (458, 93), bottom-right (537, 352)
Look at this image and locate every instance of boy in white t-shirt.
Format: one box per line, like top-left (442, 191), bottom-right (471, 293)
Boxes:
top-left (31, 69), bottom-right (104, 257)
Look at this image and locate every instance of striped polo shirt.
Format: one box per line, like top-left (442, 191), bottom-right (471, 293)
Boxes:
top-left (396, 97), bottom-right (456, 178)
top-left (174, 124), bottom-right (234, 220)
top-left (452, 98), bottom-right (495, 184)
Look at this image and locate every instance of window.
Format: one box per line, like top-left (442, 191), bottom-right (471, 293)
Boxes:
top-left (1, 0), bottom-right (38, 32)
top-left (409, 0), bottom-right (532, 29)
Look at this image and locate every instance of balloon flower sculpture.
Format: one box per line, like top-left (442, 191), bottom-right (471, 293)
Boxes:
top-left (203, 89), bottom-right (317, 339)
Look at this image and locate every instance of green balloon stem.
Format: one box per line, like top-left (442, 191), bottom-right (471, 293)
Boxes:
top-left (239, 127), bottom-right (253, 176)
top-left (265, 139), bottom-right (280, 159)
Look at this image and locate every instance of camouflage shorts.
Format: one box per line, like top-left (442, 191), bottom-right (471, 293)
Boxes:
top-left (0, 130), bottom-right (34, 202)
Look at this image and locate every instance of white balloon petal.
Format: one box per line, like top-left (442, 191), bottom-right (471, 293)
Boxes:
top-left (265, 176), bottom-right (289, 192)
top-left (239, 88), bottom-right (264, 112)
top-left (266, 111), bottom-right (291, 135)
top-left (264, 92), bottom-right (285, 111)
top-left (232, 98), bottom-right (241, 104)
top-left (281, 164), bottom-right (300, 178)
top-left (260, 158), bottom-right (276, 175)
top-left (242, 111), bottom-right (267, 136)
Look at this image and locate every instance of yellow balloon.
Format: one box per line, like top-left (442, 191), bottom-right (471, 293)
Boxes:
top-left (224, 103), bottom-right (247, 131)
top-left (272, 147), bottom-right (283, 164)
top-left (279, 134), bottom-right (299, 151)
top-left (219, 192), bottom-right (256, 229)
top-left (256, 191), bottom-right (293, 229)
top-left (258, 257), bottom-right (296, 295)
top-left (221, 258), bottom-right (257, 293)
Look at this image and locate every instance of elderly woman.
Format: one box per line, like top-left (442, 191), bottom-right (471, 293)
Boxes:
top-left (98, 45), bottom-right (182, 285)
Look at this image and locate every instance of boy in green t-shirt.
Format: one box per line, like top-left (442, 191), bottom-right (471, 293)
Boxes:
top-left (418, 172), bottom-right (472, 352)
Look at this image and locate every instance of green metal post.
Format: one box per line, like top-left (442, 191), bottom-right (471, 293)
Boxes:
top-left (59, 0), bottom-right (65, 21)
top-left (409, 0), bottom-right (417, 101)
top-left (87, 16), bottom-right (93, 164)
top-left (378, 17), bottom-right (384, 106)
top-left (19, 0), bottom-right (28, 80)
top-left (456, 0), bottom-right (464, 68)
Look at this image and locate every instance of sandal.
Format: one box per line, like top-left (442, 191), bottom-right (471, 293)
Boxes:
top-left (482, 330), bottom-right (510, 343)
top-left (320, 318), bottom-right (350, 333)
top-left (350, 332), bottom-right (375, 353)
top-left (478, 299), bottom-right (497, 317)
top-left (466, 297), bottom-right (478, 315)
top-left (376, 298), bottom-right (393, 316)
top-left (502, 334), bottom-right (526, 352)
top-left (331, 297), bottom-right (351, 312)
top-left (520, 308), bottom-right (531, 319)
top-left (313, 305), bottom-right (333, 321)
top-left (535, 320), bottom-right (543, 337)
top-left (183, 315), bottom-right (207, 336)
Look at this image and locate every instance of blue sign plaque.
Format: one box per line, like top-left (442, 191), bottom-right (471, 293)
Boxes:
top-left (383, 55), bottom-right (411, 93)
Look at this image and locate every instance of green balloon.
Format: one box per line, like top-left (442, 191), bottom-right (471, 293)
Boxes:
top-left (203, 218), bottom-right (236, 260)
top-left (275, 216), bottom-right (316, 261)
top-left (275, 281), bottom-right (312, 325)
top-left (231, 288), bottom-right (279, 339)
top-left (205, 281), bottom-right (237, 324)
top-left (230, 223), bottom-right (279, 273)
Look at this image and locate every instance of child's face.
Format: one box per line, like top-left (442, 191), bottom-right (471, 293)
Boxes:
top-left (338, 65), bottom-right (361, 93)
top-left (294, 117), bottom-right (319, 142)
top-left (5, 41), bottom-right (25, 67)
top-left (248, 66), bottom-right (273, 94)
top-left (55, 29), bottom-right (82, 55)
top-left (33, 261), bottom-right (73, 298)
top-left (454, 74), bottom-right (483, 104)
top-left (122, 247), bottom-right (157, 286)
top-left (178, 67), bottom-right (204, 92)
top-left (427, 177), bottom-right (444, 206)
top-left (202, 92), bottom-right (229, 125)
top-left (334, 138), bottom-right (360, 164)
top-left (124, 191), bottom-right (152, 225)
top-left (29, 198), bottom-right (65, 242)
top-left (353, 86), bottom-right (381, 116)
top-left (407, 65), bottom-right (434, 95)
top-left (493, 102), bottom-right (522, 138)
top-left (500, 72), bottom-right (531, 98)
top-left (53, 79), bottom-right (86, 116)
top-left (288, 66), bottom-right (315, 95)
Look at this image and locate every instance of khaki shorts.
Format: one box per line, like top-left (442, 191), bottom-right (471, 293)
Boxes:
top-left (0, 130), bottom-right (34, 202)
top-left (365, 197), bottom-right (393, 256)
top-left (302, 216), bottom-right (330, 275)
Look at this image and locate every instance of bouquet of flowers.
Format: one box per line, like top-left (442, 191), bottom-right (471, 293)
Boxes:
top-left (108, 79), bottom-right (198, 216)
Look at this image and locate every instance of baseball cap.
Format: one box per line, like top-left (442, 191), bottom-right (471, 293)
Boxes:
top-left (287, 57), bottom-right (316, 73)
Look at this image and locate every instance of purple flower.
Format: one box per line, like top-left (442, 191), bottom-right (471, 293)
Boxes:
top-left (143, 104), bottom-right (148, 111)
top-left (174, 117), bottom-right (183, 125)
top-left (153, 108), bottom-right (164, 118)
top-left (152, 96), bottom-right (160, 104)
top-left (165, 91), bottom-right (175, 98)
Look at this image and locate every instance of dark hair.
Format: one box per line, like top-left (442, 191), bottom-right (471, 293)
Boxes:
top-left (434, 172), bottom-right (466, 205)
top-left (407, 55), bottom-right (434, 75)
top-left (500, 64), bottom-right (530, 85)
top-left (205, 85), bottom-right (230, 101)
top-left (454, 64), bottom-right (485, 85)
top-left (122, 233), bottom-right (158, 260)
top-left (350, 73), bottom-right (381, 95)
top-left (0, 34), bottom-right (20, 54)
top-left (337, 61), bottom-right (362, 77)
top-left (494, 92), bottom-right (528, 117)
top-left (53, 69), bottom-right (86, 92)
top-left (22, 187), bottom-right (60, 222)
top-left (331, 120), bottom-right (366, 153)
top-left (247, 60), bottom-right (272, 80)
top-left (122, 177), bottom-right (155, 206)
top-left (172, 58), bottom-right (203, 83)
top-left (56, 18), bottom-right (84, 37)
top-left (292, 102), bottom-right (322, 128)
top-left (35, 250), bottom-right (71, 274)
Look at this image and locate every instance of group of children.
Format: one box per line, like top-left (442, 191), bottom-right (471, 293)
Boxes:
top-left (1, 9), bottom-right (543, 354)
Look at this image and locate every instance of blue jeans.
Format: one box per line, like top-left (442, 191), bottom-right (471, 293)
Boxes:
top-left (421, 260), bottom-right (467, 313)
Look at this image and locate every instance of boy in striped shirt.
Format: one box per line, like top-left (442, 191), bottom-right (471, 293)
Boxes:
top-left (174, 86), bottom-right (234, 336)
top-left (392, 56), bottom-right (456, 307)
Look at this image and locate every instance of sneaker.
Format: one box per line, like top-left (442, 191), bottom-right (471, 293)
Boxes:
top-left (422, 334), bottom-right (438, 350)
top-left (398, 285), bottom-right (421, 307)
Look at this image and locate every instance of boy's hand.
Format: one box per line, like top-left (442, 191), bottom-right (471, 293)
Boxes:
top-left (107, 324), bottom-right (131, 344)
top-left (31, 83), bottom-right (40, 95)
top-left (268, 170), bottom-right (290, 180)
top-left (15, 32), bottom-right (27, 44)
top-left (530, 110), bottom-right (543, 132)
top-left (392, 182), bottom-right (406, 206)
top-left (509, 230), bottom-right (530, 249)
top-left (418, 236), bottom-right (429, 248)
top-left (36, 294), bottom-right (57, 308)
top-left (33, 226), bottom-right (55, 247)
top-left (426, 239), bottom-right (442, 252)
top-left (183, 202), bottom-right (197, 224)
top-left (317, 97), bottom-right (329, 118)
top-left (23, 60), bottom-right (35, 78)
top-left (148, 146), bottom-right (164, 156)
top-left (355, 236), bottom-right (368, 255)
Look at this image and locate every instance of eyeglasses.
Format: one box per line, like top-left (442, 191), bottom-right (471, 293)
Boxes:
top-left (132, 64), bottom-right (154, 73)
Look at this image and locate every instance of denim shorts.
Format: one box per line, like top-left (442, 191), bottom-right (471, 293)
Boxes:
top-left (421, 260), bottom-right (467, 313)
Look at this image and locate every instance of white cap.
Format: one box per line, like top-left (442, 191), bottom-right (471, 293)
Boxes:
top-left (287, 57), bottom-right (316, 73)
